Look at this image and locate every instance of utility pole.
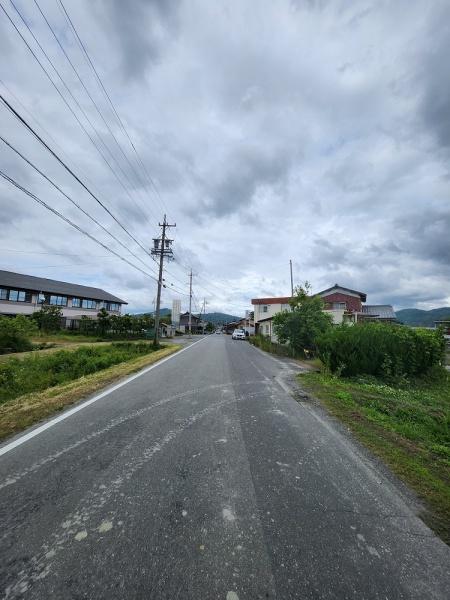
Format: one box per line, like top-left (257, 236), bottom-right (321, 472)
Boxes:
top-left (289, 259), bottom-right (294, 296)
top-left (151, 215), bottom-right (176, 346)
top-left (202, 298), bottom-right (207, 334)
top-left (188, 269), bottom-right (193, 337)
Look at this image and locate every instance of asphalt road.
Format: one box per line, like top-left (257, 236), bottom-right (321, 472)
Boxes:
top-left (0, 335), bottom-right (449, 599)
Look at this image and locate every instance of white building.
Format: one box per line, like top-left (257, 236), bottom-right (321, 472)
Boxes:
top-left (251, 296), bottom-right (291, 341)
top-left (172, 299), bottom-right (181, 327)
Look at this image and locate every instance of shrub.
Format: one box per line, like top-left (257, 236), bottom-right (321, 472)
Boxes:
top-left (32, 305), bottom-right (63, 333)
top-left (0, 315), bottom-right (37, 354)
top-left (317, 323), bottom-right (445, 379)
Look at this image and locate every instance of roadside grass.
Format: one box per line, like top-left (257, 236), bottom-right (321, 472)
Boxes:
top-left (0, 340), bottom-right (114, 363)
top-left (298, 369), bottom-right (450, 543)
top-left (0, 343), bottom-right (181, 441)
top-left (32, 333), bottom-right (105, 345)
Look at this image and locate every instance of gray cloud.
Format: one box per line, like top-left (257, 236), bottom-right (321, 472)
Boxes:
top-left (418, 3), bottom-right (450, 151)
top-left (0, 0), bottom-right (449, 313)
top-left (96, 0), bottom-right (181, 81)
top-left (199, 143), bottom-right (296, 217)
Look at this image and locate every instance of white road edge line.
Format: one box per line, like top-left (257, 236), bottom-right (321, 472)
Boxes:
top-left (0, 336), bottom-right (208, 458)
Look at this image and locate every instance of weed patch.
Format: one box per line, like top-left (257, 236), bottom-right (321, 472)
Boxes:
top-left (0, 342), bottom-right (163, 403)
top-left (298, 369), bottom-right (450, 543)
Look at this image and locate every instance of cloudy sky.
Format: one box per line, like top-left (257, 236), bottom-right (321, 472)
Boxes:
top-left (0, 0), bottom-right (449, 315)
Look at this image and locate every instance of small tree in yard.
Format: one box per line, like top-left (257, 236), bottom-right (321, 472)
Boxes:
top-left (32, 305), bottom-right (63, 333)
top-left (273, 282), bottom-right (333, 357)
top-left (97, 308), bottom-right (110, 336)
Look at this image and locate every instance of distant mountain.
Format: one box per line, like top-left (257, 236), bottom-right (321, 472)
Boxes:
top-left (396, 307), bottom-right (450, 327)
top-left (203, 312), bottom-right (241, 325)
top-left (131, 308), bottom-right (171, 317)
top-left (130, 309), bottom-right (240, 325)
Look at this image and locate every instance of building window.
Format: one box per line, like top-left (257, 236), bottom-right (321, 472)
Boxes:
top-left (262, 305), bottom-right (268, 313)
top-left (0, 288), bottom-right (7, 300)
top-left (82, 299), bottom-right (97, 309)
top-left (105, 302), bottom-right (120, 311)
top-left (49, 295), bottom-right (67, 306)
top-left (8, 290), bottom-right (27, 302)
top-left (332, 302), bottom-right (346, 309)
top-left (72, 298), bottom-right (81, 308)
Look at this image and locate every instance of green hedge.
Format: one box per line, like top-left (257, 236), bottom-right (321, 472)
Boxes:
top-left (317, 323), bottom-right (445, 378)
top-left (0, 342), bottom-right (158, 403)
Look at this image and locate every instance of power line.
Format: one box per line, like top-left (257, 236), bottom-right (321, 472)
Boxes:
top-left (0, 135), bottom-right (189, 294)
top-left (57, 0), bottom-right (169, 218)
top-left (0, 168), bottom-right (159, 283)
top-left (0, 259), bottom-right (117, 269)
top-left (4, 0), bottom-right (155, 229)
top-left (0, 93), bottom-right (152, 259)
top-left (32, 0), bottom-right (158, 226)
top-left (0, 249), bottom-right (135, 257)
top-left (0, 134), bottom-right (152, 271)
top-left (0, 78), bottom-right (128, 215)
top-left (0, 134), bottom-right (188, 293)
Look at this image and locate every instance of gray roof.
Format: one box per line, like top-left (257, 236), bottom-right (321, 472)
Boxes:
top-left (362, 305), bottom-right (396, 319)
top-left (0, 270), bottom-right (127, 304)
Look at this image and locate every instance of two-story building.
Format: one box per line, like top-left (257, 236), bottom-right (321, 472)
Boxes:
top-left (178, 311), bottom-right (203, 333)
top-left (251, 284), bottom-right (396, 341)
top-left (318, 284), bottom-right (366, 324)
top-left (319, 284), bottom-right (396, 324)
top-left (251, 296), bottom-right (292, 338)
top-left (0, 269), bottom-right (127, 328)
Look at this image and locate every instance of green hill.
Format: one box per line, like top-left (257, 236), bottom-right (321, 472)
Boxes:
top-left (396, 307), bottom-right (450, 327)
top-left (131, 309), bottom-right (240, 324)
top-left (203, 312), bottom-right (240, 325)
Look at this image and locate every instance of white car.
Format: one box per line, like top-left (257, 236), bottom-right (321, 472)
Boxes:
top-left (232, 329), bottom-right (246, 340)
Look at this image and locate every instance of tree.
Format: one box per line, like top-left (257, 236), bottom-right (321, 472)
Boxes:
top-left (205, 321), bottom-right (215, 332)
top-left (97, 308), bottom-right (110, 336)
top-left (272, 282), bottom-right (333, 356)
top-left (32, 305), bottom-right (63, 333)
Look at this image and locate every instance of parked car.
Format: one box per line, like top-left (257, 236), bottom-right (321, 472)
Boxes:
top-left (215, 329), bottom-right (222, 334)
top-left (232, 329), bottom-right (246, 340)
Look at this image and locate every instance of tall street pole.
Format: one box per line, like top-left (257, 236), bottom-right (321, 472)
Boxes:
top-left (289, 259), bottom-right (294, 296)
top-left (151, 215), bottom-right (176, 347)
top-left (188, 269), bottom-right (193, 337)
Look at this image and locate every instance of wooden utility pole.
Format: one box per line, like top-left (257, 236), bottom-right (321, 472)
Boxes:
top-left (202, 297), bottom-right (207, 334)
top-left (151, 215), bottom-right (176, 346)
top-left (289, 259), bottom-right (294, 296)
top-left (188, 269), bottom-right (193, 337)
